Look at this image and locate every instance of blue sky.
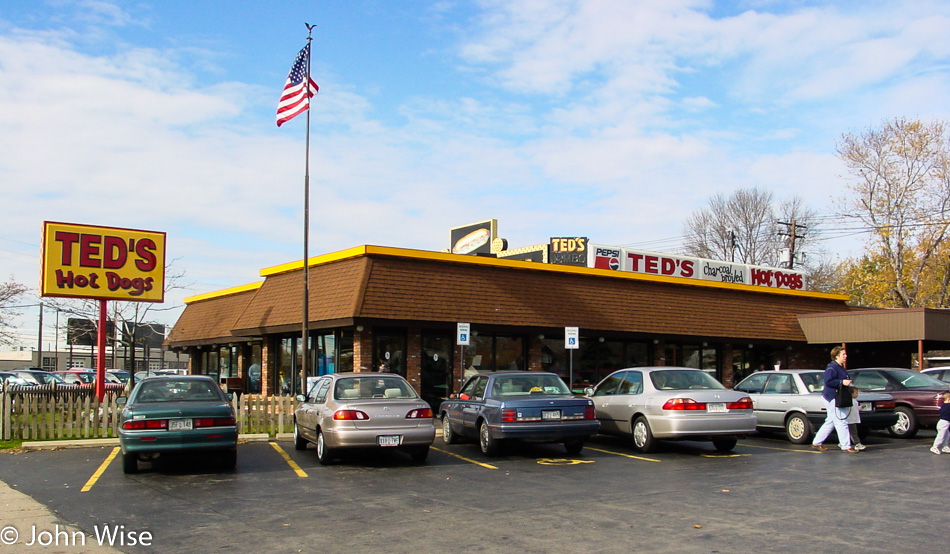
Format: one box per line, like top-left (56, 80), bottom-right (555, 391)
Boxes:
top-left (2, 0), bottom-right (950, 347)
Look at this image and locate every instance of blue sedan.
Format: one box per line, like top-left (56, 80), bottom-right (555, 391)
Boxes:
top-left (439, 372), bottom-right (600, 456)
top-left (117, 375), bottom-right (238, 473)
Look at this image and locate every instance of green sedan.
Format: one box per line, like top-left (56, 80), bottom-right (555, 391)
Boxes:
top-left (117, 375), bottom-right (238, 474)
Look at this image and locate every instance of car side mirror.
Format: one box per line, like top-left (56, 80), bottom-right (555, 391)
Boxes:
top-left (583, 387), bottom-right (594, 396)
top-left (295, 394), bottom-right (307, 402)
top-left (116, 396), bottom-right (127, 406)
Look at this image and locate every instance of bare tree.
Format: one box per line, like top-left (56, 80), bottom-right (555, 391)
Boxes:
top-left (45, 261), bottom-right (191, 369)
top-left (837, 117), bottom-right (950, 307)
top-left (0, 277), bottom-right (28, 346)
top-left (683, 187), bottom-right (821, 268)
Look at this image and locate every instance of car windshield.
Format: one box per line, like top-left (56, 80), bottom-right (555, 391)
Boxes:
top-left (22, 372), bottom-right (64, 385)
top-left (334, 377), bottom-right (417, 400)
top-left (135, 379), bottom-right (222, 402)
top-left (72, 372), bottom-right (95, 383)
top-left (109, 372), bottom-right (130, 382)
top-left (651, 370), bottom-right (725, 390)
top-left (490, 374), bottom-right (571, 397)
top-left (886, 369), bottom-right (948, 389)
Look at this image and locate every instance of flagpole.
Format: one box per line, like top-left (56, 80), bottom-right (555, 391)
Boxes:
top-left (300, 23), bottom-right (315, 395)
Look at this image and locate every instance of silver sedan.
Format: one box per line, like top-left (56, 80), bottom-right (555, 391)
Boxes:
top-left (294, 373), bottom-right (436, 465)
top-left (586, 367), bottom-right (756, 453)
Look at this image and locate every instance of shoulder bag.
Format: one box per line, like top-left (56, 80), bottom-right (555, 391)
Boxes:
top-left (835, 384), bottom-right (853, 408)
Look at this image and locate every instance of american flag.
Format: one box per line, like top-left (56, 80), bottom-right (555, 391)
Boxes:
top-left (276, 43), bottom-right (319, 127)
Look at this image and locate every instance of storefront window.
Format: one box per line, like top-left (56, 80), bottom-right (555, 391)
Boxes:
top-left (315, 333), bottom-right (336, 376)
top-left (462, 332), bottom-right (525, 374)
top-left (495, 335), bottom-right (524, 371)
top-left (246, 344), bottom-right (262, 394)
top-left (374, 328), bottom-right (406, 376)
top-left (338, 330), bottom-right (354, 372)
top-left (276, 337), bottom-right (297, 395)
top-left (578, 339), bottom-right (623, 389)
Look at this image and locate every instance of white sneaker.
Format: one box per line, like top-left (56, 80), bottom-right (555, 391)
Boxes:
top-left (931, 446), bottom-right (941, 455)
top-left (855, 443), bottom-right (866, 451)
top-left (942, 447), bottom-right (950, 454)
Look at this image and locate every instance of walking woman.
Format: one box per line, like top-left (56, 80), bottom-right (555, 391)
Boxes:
top-left (812, 346), bottom-right (858, 453)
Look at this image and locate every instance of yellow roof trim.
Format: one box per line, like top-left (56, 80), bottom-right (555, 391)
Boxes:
top-left (258, 245), bottom-right (849, 301)
top-left (184, 281), bottom-right (263, 304)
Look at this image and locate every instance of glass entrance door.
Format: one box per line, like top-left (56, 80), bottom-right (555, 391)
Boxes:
top-left (421, 331), bottom-right (453, 411)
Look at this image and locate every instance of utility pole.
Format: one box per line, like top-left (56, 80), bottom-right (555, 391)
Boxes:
top-left (776, 220), bottom-right (807, 269)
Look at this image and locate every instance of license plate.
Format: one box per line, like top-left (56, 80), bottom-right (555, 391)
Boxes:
top-left (707, 403), bottom-right (726, 413)
top-left (377, 435), bottom-right (401, 447)
top-left (542, 410), bottom-right (561, 420)
top-left (859, 402), bottom-right (872, 412)
top-left (169, 419), bottom-right (193, 431)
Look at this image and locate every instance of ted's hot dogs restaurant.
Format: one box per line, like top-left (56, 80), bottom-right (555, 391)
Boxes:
top-left (165, 219), bottom-right (865, 408)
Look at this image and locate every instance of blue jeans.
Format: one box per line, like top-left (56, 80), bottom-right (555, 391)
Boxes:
top-left (813, 396), bottom-right (852, 450)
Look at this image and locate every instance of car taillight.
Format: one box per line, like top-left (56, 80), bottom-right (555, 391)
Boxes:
top-left (726, 397), bottom-right (753, 410)
top-left (405, 408), bottom-right (433, 419)
top-left (333, 409), bottom-right (370, 420)
top-left (876, 400), bottom-right (896, 410)
top-left (194, 417), bottom-right (236, 428)
top-left (585, 406), bottom-right (596, 420)
top-left (122, 419), bottom-right (168, 430)
top-left (501, 408), bottom-right (517, 422)
top-left (662, 398), bottom-right (706, 410)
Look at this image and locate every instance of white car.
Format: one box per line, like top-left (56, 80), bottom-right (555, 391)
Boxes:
top-left (586, 367), bottom-right (757, 453)
top-left (734, 369), bottom-right (898, 443)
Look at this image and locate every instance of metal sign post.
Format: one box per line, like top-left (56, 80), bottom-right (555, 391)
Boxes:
top-left (456, 323), bottom-right (470, 394)
top-left (565, 327), bottom-right (579, 392)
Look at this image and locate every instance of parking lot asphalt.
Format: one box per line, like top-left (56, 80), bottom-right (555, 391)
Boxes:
top-left (1, 428), bottom-right (946, 553)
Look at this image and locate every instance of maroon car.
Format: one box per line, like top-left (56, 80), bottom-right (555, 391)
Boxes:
top-left (850, 368), bottom-right (950, 438)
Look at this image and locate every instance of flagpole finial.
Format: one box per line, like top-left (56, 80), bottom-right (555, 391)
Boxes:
top-left (305, 22), bottom-right (316, 37)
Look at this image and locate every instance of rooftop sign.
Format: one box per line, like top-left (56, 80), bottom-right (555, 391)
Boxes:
top-left (40, 221), bottom-right (166, 302)
top-left (587, 244), bottom-right (805, 290)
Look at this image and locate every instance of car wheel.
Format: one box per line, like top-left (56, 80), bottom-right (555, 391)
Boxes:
top-left (410, 445), bottom-right (430, 463)
top-left (888, 406), bottom-right (919, 438)
top-left (632, 416), bottom-right (655, 453)
top-left (564, 439), bottom-right (585, 455)
top-left (712, 436), bottom-right (738, 452)
top-left (221, 448), bottom-right (237, 470)
top-left (122, 452), bottom-right (137, 474)
top-left (479, 421), bottom-right (500, 456)
top-left (442, 415), bottom-right (458, 444)
top-left (293, 421), bottom-right (307, 451)
top-left (785, 413), bottom-right (813, 444)
top-left (316, 430), bottom-right (334, 465)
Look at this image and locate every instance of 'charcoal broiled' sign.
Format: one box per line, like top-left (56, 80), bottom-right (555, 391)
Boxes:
top-left (40, 221), bottom-right (166, 302)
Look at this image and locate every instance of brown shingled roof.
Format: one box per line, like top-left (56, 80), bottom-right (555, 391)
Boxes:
top-left (165, 288), bottom-right (257, 347)
top-left (186, 249), bottom-right (849, 343)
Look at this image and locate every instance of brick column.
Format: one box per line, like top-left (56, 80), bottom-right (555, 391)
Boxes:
top-left (353, 327), bottom-right (373, 372)
top-left (406, 327), bottom-right (422, 394)
top-left (261, 338), bottom-right (275, 396)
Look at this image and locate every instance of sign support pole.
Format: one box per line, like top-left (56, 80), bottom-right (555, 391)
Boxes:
top-left (96, 299), bottom-right (107, 402)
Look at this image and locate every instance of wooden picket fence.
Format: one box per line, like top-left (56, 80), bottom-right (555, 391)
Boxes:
top-left (0, 385), bottom-right (296, 441)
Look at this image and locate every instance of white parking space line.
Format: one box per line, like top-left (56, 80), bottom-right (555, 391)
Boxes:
top-left (270, 442), bottom-right (309, 477)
